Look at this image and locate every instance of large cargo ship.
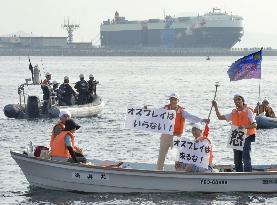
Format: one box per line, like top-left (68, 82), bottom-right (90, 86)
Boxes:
top-left (100, 8), bottom-right (243, 48)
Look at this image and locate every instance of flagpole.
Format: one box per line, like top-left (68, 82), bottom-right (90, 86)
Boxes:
top-left (203, 82), bottom-right (219, 138)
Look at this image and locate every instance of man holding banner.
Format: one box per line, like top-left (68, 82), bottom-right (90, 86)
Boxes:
top-left (212, 94), bottom-right (257, 172)
top-left (157, 92), bottom-right (209, 170)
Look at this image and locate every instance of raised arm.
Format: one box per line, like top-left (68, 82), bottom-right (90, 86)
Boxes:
top-left (212, 100), bottom-right (227, 120)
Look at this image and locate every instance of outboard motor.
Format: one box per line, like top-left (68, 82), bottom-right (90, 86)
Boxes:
top-left (3, 104), bottom-right (24, 118)
top-left (26, 96), bottom-right (40, 118)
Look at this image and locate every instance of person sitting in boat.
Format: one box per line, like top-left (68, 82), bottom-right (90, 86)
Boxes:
top-left (87, 74), bottom-right (99, 103)
top-left (58, 76), bottom-right (77, 106)
top-left (75, 74), bottom-right (89, 105)
top-left (41, 72), bottom-right (53, 113)
top-left (175, 123), bottom-right (213, 172)
top-left (50, 119), bottom-right (86, 163)
top-left (254, 99), bottom-right (276, 118)
top-left (50, 110), bottom-right (71, 150)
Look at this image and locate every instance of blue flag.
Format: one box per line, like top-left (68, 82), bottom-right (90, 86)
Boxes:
top-left (227, 49), bottom-right (262, 81)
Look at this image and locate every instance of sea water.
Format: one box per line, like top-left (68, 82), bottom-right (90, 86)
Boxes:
top-left (0, 56), bottom-right (276, 204)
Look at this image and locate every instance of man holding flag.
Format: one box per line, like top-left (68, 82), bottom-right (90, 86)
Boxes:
top-left (210, 50), bottom-right (261, 172)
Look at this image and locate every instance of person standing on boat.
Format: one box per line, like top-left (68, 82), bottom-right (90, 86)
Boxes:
top-left (157, 92), bottom-right (209, 170)
top-left (175, 123), bottom-right (213, 172)
top-left (51, 119), bottom-right (86, 163)
top-left (58, 76), bottom-right (76, 106)
top-left (254, 99), bottom-right (276, 118)
top-left (75, 74), bottom-right (89, 105)
top-left (212, 94), bottom-right (257, 172)
top-left (41, 72), bottom-right (52, 113)
top-left (87, 74), bottom-right (99, 103)
top-left (42, 72), bottom-right (52, 85)
top-left (50, 110), bottom-right (71, 150)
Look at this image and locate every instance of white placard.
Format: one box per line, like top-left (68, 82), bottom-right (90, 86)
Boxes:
top-left (125, 106), bottom-right (176, 135)
top-left (173, 137), bottom-right (211, 169)
top-left (227, 125), bottom-right (246, 151)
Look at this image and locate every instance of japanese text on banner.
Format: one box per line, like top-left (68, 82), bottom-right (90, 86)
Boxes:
top-left (227, 125), bottom-right (246, 151)
top-left (174, 137), bottom-right (211, 169)
top-left (125, 106), bottom-right (176, 135)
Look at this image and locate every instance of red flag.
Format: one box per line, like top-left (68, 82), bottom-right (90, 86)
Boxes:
top-left (203, 122), bottom-right (209, 138)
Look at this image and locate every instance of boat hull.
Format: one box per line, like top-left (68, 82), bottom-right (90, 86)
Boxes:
top-left (4, 96), bottom-right (104, 119)
top-left (256, 115), bottom-right (277, 129)
top-left (11, 151), bottom-right (277, 193)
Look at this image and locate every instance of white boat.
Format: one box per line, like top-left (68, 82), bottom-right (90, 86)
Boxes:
top-left (48, 97), bottom-right (105, 118)
top-left (11, 151), bottom-right (277, 193)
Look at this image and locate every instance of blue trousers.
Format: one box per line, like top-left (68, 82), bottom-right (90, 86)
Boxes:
top-left (233, 135), bottom-right (255, 172)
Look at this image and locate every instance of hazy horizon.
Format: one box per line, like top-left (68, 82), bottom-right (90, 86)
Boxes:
top-left (1, 0), bottom-right (277, 47)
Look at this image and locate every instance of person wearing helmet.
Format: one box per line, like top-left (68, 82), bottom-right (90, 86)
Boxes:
top-left (87, 74), bottom-right (99, 102)
top-left (58, 76), bottom-right (76, 106)
top-left (50, 80), bottom-right (60, 105)
top-left (74, 74), bottom-right (89, 105)
top-left (42, 72), bottom-right (52, 85)
top-left (41, 72), bottom-right (52, 113)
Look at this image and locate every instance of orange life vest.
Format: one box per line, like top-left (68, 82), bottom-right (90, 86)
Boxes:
top-left (231, 107), bottom-right (256, 136)
top-left (164, 104), bottom-right (185, 135)
top-left (204, 138), bottom-right (213, 165)
top-left (51, 131), bottom-right (76, 158)
top-left (50, 121), bottom-right (65, 149)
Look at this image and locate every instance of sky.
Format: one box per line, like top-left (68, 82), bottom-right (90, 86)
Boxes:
top-left (1, 0), bottom-right (277, 47)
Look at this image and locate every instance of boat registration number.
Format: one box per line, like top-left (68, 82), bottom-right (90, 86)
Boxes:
top-left (263, 179), bottom-right (277, 184)
top-left (200, 179), bottom-right (228, 185)
top-left (72, 171), bottom-right (109, 181)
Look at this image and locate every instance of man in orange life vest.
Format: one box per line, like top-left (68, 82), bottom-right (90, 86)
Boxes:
top-left (50, 110), bottom-right (71, 150)
top-left (157, 92), bottom-right (209, 170)
top-left (212, 94), bottom-right (257, 172)
top-left (51, 119), bottom-right (85, 163)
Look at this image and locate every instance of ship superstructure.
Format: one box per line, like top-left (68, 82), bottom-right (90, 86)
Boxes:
top-left (100, 9), bottom-right (243, 48)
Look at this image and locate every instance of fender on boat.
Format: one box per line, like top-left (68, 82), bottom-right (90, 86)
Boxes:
top-left (3, 104), bottom-right (25, 119)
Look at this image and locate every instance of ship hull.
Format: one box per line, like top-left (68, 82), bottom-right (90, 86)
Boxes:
top-left (101, 27), bottom-right (243, 48)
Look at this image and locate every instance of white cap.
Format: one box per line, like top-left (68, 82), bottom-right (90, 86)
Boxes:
top-left (59, 110), bottom-right (71, 118)
top-left (64, 76), bottom-right (69, 80)
top-left (169, 92), bottom-right (179, 100)
top-left (45, 72), bottom-right (51, 77)
top-left (79, 73), bottom-right (84, 78)
top-left (89, 74), bottom-right (94, 78)
top-left (192, 123), bottom-right (202, 131)
top-left (52, 80), bottom-right (58, 84)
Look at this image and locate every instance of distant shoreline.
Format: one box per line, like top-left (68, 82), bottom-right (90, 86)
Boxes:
top-left (0, 47), bottom-right (276, 56)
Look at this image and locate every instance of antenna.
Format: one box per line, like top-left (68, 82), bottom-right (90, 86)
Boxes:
top-left (62, 17), bottom-right (80, 43)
